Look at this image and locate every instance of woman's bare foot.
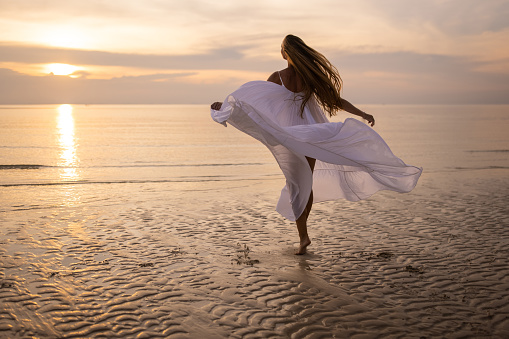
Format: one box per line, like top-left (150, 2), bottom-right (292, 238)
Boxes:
top-left (295, 237), bottom-right (311, 255)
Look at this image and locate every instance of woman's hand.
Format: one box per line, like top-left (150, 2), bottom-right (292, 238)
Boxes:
top-left (211, 102), bottom-right (222, 110)
top-left (362, 112), bottom-right (375, 127)
top-left (339, 98), bottom-right (375, 127)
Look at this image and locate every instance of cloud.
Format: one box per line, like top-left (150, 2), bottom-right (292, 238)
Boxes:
top-left (3, 41), bottom-right (506, 78)
top-left (0, 0), bottom-right (147, 20)
top-left (1, 47), bottom-right (508, 105)
top-left (0, 43), bottom-right (279, 71)
top-left (333, 52), bottom-right (468, 74)
top-left (0, 68), bottom-right (235, 104)
top-left (366, 0), bottom-right (509, 35)
top-left (332, 50), bottom-right (509, 104)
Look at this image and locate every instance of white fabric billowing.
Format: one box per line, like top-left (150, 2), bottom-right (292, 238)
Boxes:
top-left (211, 81), bottom-right (422, 221)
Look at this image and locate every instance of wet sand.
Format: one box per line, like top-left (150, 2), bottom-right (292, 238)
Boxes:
top-left (1, 169), bottom-right (509, 338)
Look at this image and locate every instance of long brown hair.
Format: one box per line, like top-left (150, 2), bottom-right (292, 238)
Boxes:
top-left (282, 34), bottom-right (343, 117)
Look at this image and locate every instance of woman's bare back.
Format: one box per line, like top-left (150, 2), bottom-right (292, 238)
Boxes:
top-left (267, 67), bottom-right (304, 93)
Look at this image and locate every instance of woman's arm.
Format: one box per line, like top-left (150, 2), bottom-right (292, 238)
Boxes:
top-left (340, 98), bottom-right (375, 127)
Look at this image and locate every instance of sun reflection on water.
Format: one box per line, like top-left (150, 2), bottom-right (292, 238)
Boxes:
top-left (57, 104), bottom-right (80, 181)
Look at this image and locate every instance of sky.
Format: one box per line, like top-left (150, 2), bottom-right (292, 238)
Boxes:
top-left (0, 0), bottom-right (508, 105)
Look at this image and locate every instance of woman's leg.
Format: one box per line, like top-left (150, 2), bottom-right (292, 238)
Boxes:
top-left (295, 157), bottom-right (316, 255)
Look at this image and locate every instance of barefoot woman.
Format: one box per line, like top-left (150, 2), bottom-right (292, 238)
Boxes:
top-left (211, 35), bottom-right (421, 255)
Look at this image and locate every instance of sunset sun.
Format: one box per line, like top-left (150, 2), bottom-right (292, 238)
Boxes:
top-left (46, 63), bottom-right (80, 76)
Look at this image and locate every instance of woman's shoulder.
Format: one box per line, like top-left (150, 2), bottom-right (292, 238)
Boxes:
top-left (267, 71), bottom-right (282, 85)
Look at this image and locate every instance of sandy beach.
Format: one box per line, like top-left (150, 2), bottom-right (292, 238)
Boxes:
top-left (1, 167), bottom-right (508, 338)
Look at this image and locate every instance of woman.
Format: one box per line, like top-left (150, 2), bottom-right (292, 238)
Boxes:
top-left (211, 35), bottom-right (421, 255)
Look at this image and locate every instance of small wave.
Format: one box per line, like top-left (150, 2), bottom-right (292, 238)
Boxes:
top-left (0, 175), bottom-right (282, 187)
top-left (451, 166), bottom-right (509, 170)
top-left (0, 163), bottom-right (265, 170)
top-left (0, 146), bottom-right (57, 149)
top-left (86, 163), bottom-right (266, 168)
top-left (466, 150), bottom-right (509, 153)
top-left (0, 164), bottom-right (48, 170)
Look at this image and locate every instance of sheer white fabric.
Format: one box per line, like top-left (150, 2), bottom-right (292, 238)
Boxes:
top-left (211, 81), bottom-right (422, 221)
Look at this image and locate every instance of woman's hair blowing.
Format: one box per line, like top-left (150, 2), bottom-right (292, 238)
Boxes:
top-left (282, 34), bottom-right (343, 117)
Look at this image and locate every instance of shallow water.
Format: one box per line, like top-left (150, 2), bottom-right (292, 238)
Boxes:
top-left (1, 104), bottom-right (507, 186)
top-left (0, 105), bottom-right (276, 188)
top-left (1, 104), bottom-right (508, 222)
top-left (1, 104), bottom-right (508, 214)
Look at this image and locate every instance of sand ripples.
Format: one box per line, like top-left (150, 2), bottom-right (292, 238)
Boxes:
top-left (1, 171), bottom-right (508, 338)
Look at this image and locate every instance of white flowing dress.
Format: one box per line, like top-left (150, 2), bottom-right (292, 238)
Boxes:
top-left (211, 80), bottom-right (422, 221)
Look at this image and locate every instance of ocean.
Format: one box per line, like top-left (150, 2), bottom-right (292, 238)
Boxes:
top-left (1, 104), bottom-right (507, 187)
top-left (1, 103), bottom-right (507, 214)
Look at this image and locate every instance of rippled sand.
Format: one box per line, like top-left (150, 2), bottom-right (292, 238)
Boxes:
top-left (1, 169), bottom-right (508, 338)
